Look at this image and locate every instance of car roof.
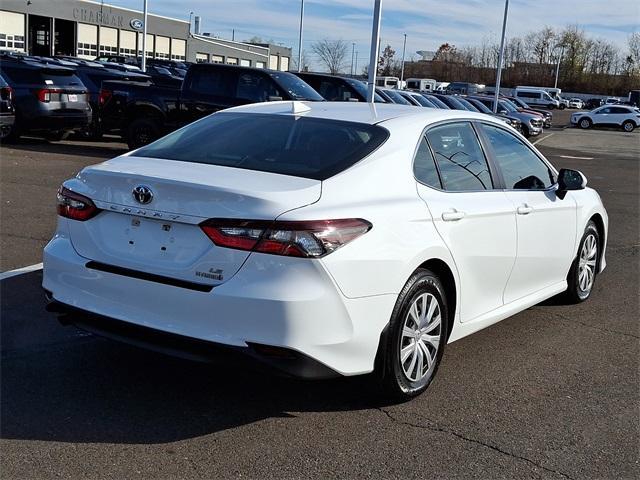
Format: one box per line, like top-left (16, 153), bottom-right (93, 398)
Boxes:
top-left (223, 100), bottom-right (494, 125)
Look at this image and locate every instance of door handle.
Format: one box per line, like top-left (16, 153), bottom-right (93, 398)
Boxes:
top-left (517, 204), bottom-right (533, 215)
top-left (442, 209), bottom-right (465, 221)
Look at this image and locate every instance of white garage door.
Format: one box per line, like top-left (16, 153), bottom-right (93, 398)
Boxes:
top-left (240, 59), bottom-right (251, 67)
top-left (99, 26), bottom-right (118, 56)
top-left (196, 52), bottom-right (209, 63)
top-left (171, 38), bottom-right (185, 61)
top-left (119, 30), bottom-right (136, 57)
top-left (138, 33), bottom-right (154, 57)
top-left (77, 23), bottom-right (97, 59)
top-left (280, 56), bottom-right (290, 71)
top-left (155, 35), bottom-right (170, 59)
top-left (269, 54), bottom-right (278, 70)
top-left (0, 11), bottom-right (25, 52)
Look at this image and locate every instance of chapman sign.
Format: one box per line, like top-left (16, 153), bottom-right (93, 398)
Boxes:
top-left (72, 8), bottom-right (125, 28)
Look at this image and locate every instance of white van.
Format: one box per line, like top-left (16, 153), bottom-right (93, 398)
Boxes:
top-left (375, 76), bottom-right (399, 89)
top-left (514, 87), bottom-right (561, 109)
top-left (405, 78), bottom-right (437, 92)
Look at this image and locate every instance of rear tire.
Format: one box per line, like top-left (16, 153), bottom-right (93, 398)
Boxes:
top-left (375, 268), bottom-right (448, 400)
top-left (622, 120), bottom-right (635, 133)
top-left (579, 118), bottom-right (592, 129)
top-left (563, 221), bottom-right (600, 304)
top-left (127, 118), bottom-right (160, 150)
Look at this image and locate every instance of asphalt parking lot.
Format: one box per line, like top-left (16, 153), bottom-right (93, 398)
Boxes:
top-left (1, 117), bottom-right (638, 479)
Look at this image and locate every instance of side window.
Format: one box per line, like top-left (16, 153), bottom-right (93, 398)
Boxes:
top-left (413, 136), bottom-right (441, 189)
top-left (236, 72), bottom-right (281, 103)
top-left (318, 80), bottom-right (352, 101)
top-left (611, 107), bottom-right (629, 114)
top-left (481, 124), bottom-right (554, 190)
top-left (425, 122), bottom-right (493, 191)
top-left (189, 68), bottom-right (236, 97)
top-left (598, 107), bottom-right (611, 114)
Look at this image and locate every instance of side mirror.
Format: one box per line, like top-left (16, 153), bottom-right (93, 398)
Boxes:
top-left (556, 168), bottom-right (587, 199)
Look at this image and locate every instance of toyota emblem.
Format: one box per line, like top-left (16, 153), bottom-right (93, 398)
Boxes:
top-left (132, 185), bottom-right (153, 204)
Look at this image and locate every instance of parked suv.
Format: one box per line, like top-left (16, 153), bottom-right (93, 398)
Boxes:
top-left (0, 74), bottom-right (15, 139)
top-left (0, 54), bottom-right (91, 140)
top-left (292, 72), bottom-right (385, 102)
top-left (471, 96), bottom-right (543, 137)
top-left (101, 63), bottom-right (325, 149)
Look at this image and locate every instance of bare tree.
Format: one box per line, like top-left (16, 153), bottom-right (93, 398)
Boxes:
top-left (311, 39), bottom-right (348, 74)
top-left (291, 49), bottom-right (310, 72)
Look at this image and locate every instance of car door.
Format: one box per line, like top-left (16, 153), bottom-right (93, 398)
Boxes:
top-left (414, 121), bottom-right (517, 323)
top-left (591, 106), bottom-right (612, 126)
top-left (478, 123), bottom-right (577, 304)
top-left (609, 107), bottom-right (631, 126)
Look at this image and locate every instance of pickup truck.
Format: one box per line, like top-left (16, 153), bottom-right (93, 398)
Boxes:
top-left (101, 63), bottom-right (324, 150)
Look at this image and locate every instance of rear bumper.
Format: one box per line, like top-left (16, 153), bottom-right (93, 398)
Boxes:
top-left (23, 111), bottom-right (92, 132)
top-left (43, 232), bottom-right (396, 377)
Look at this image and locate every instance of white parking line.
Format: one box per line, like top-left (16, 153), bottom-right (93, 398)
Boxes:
top-left (532, 133), bottom-right (555, 145)
top-left (559, 155), bottom-right (594, 160)
top-left (0, 263), bottom-right (43, 280)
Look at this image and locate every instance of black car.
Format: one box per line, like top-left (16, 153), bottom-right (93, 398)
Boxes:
top-left (421, 94), bottom-right (450, 109)
top-left (584, 98), bottom-right (604, 110)
top-left (430, 93), bottom-right (472, 111)
top-left (0, 74), bottom-right (15, 139)
top-left (0, 54), bottom-right (91, 140)
top-left (376, 87), bottom-right (412, 105)
top-left (292, 72), bottom-right (385, 102)
top-left (101, 63), bottom-right (325, 149)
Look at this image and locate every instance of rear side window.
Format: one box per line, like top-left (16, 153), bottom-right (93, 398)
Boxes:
top-left (236, 72), bottom-right (282, 102)
top-left (425, 122), bottom-right (493, 191)
top-left (189, 68), bottom-right (235, 97)
top-left (135, 112), bottom-right (389, 180)
top-left (413, 136), bottom-right (441, 189)
top-left (1, 66), bottom-right (40, 84)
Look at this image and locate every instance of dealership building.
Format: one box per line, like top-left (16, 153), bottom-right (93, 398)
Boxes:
top-left (0, 0), bottom-right (292, 70)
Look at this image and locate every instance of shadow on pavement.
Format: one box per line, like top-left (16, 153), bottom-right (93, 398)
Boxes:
top-left (0, 271), bottom-right (391, 445)
top-left (2, 136), bottom-right (128, 159)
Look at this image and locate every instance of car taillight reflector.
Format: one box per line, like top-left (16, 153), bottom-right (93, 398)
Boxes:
top-left (56, 187), bottom-right (99, 221)
top-left (0, 86), bottom-right (12, 101)
top-left (35, 88), bottom-right (62, 102)
top-left (99, 88), bottom-right (112, 106)
top-left (200, 218), bottom-right (372, 258)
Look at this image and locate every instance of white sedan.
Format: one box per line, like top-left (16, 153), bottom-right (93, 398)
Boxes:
top-left (44, 102), bottom-right (608, 399)
top-left (568, 98), bottom-right (584, 109)
top-left (572, 105), bottom-right (640, 132)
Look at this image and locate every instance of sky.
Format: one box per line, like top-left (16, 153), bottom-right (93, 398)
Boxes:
top-left (104, 0), bottom-right (639, 71)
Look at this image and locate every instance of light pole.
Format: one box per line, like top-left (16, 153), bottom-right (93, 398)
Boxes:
top-left (554, 45), bottom-right (565, 89)
top-left (400, 33), bottom-right (407, 88)
top-left (351, 42), bottom-right (356, 76)
top-left (297, 0), bottom-right (304, 72)
top-left (355, 51), bottom-right (359, 75)
top-left (141, 0), bottom-right (148, 72)
top-left (366, 0), bottom-right (382, 103)
top-left (493, 0), bottom-right (509, 113)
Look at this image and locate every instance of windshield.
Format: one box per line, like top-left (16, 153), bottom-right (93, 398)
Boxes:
top-left (135, 112), bottom-right (389, 180)
top-left (383, 89), bottom-right (411, 105)
top-left (499, 100), bottom-right (518, 112)
top-left (345, 78), bottom-right (385, 102)
top-left (456, 97), bottom-right (479, 112)
top-left (445, 96), bottom-right (469, 110)
top-left (409, 93), bottom-right (433, 107)
top-left (468, 99), bottom-right (492, 113)
top-left (511, 97), bottom-right (528, 109)
top-left (269, 72), bottom-right (324, 101)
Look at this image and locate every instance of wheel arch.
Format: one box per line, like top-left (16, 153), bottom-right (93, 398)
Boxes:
top-left (589, 213), bottom-right (606, 269)
top-left (126, 103), bottom-right (165, 127)
top-left (416, 258), bottom-right (457, 342)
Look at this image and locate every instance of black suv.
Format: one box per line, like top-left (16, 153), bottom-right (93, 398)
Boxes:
top-left (0, 54), bottom-right (91, 140)
top-left (0, 74), bottom-right (15, 139)
top-left (292, 72), bottom-right (385, 102)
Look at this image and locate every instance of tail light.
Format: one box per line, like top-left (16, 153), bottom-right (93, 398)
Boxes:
top-left (57, 187), bottom-right (99, 221)
top-left (200, 218), bottom-right (372, 258)
top-left (0, 86), bottom-right (12, 101)
top-left (99, 88), bottom-right (112, 106)
top-left (35, 88), bottom-right (62, 103)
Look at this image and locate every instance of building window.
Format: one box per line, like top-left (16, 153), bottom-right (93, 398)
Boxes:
top-left (280, 56), bottom-right (290, 71)
top-left (227, 57), bottom-right (238, 65)
top-left (0, 34), bottom-right (25, 51)
top-left (255, 61), bottom-right (265, 69)
top-left (240, 59), bottom-right (251, 67)
top-left (196, 52), bottom-right (209, 63)
top-left (77, 42), bottom-right (97, 57)
top-left (211, 55), bottom-right (224, 64)
top-left (99, 45), bottom-right (118, 55)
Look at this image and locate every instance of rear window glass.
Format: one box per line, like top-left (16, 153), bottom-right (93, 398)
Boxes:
top-left (268, 72), bottom-right (324, 101)
top-left (135, 112), bottom-right (389, 180)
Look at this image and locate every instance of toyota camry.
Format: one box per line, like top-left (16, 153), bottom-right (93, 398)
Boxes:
top-left (43, 101), bottom-right (608, 398)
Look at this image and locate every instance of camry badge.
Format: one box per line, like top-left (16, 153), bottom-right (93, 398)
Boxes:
top-left (132, 185), bottom-right (153, 205)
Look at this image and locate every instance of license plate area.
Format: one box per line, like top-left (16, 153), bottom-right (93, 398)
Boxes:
top-left (68, 94), bottom-right (78, 102)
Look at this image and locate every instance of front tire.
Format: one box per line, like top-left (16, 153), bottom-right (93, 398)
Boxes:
top-left (622, 120), bottom-right (635, 133)
top-left (375, 268), bottom-right (448, 400)
top-left (563, 221), bottom-right (600, 303)
top-left (579, 118), bottom-right (592, 129)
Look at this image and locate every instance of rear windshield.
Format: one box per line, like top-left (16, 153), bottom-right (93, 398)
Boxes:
top-left (0, 64), bottom-right (82, 87)
top-left (268, 72), bottom-right (324, 101)
top-left (135, 112), bottom-right (389, 180)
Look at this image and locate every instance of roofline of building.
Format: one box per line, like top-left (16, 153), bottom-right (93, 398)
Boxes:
top-left (83, 0), bottom-right (189, 24)
top-left (191, 34), bottom-right (269, 58)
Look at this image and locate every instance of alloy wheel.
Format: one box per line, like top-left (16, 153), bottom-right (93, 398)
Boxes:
top-left (578, 234), bottom-right (598, 294)
top-left (399, 293), bottom-right (441, 382)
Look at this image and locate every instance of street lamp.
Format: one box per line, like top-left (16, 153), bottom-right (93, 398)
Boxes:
top-left (297, 0), bottom-right (304, 72)
top-left (493, 0), bottom-right (509, 113)
top-left (366, 0), bottom-right (382, 103)
top-left (554, 45), bottom-right (565, 89)
top-left (141, 0), bottom-right (148, 72)
top-left (400, 33), bottom-right (407, 88)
